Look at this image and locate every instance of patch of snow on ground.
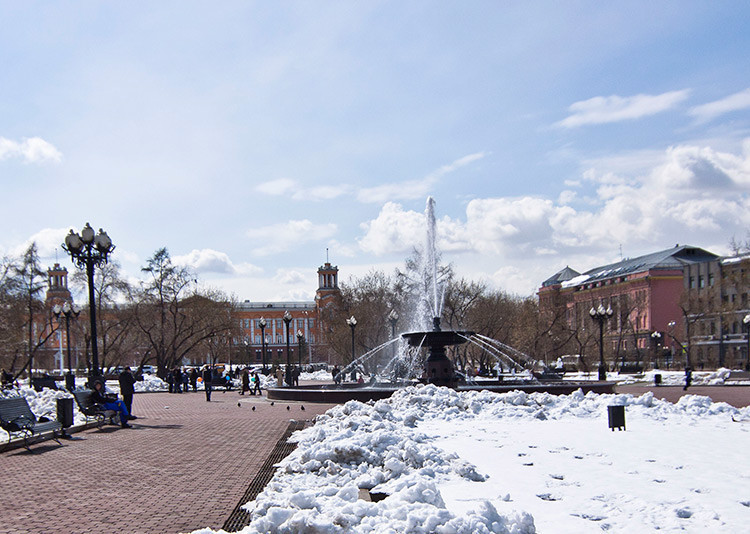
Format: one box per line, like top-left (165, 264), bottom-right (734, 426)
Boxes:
top-left (192, 385), bottom-right (750, 534)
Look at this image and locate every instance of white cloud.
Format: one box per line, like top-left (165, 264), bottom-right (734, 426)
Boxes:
top-left (246, 220), bottom-right (337, 256)
top-left (173, 249), bottom-right (262, 276)
top-left (556, 90), bottom-right (690, 128)
top-left (11, 228), bottom-right (69, 258)
top-left (255, 178), bottom-right (296, 196)
top-left (0, 136), bottom-right (62, 163)
top-left (358, 202), bottom-right (426, 255)
top-left (272, 269), bottom-right (307, 285)
top-left (689, 88), bottom-right (750, 123)
top-left (357, 152), bottom-right (487, 204)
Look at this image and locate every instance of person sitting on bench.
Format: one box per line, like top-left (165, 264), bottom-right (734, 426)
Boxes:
top-left (91, 380), bottom-right (132, 428)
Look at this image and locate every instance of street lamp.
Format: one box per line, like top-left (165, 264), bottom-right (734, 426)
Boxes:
top-left (651, 331), bottom-right (662, 369)
top-left (296, 329), bottom-right (304, 369)
top-left (347, 315), bottom-right (357, 365)
top-left (743, 314), bottom-right (750, 371)
top-left (283, 311), bottom-right (292, 387)
top-left (589, 304), bottom-right (613, 381)
top-left (62, 223), bottom-right (115, 380)
top-left (259, 317), bottom-right (267, 373)
top-left (53, 301), bottom-right (81, 391)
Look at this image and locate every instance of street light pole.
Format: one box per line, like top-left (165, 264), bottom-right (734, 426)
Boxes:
top-left (651, 331), bottom-right (662, 370)
top-left (283, 311), bottom-right (292, 387)
top-left (744, 314), bottom-right (750, 371)
top-left (62, 223), bottom-right (115, 381)
top-left (589, 304), bottom-right (614, 381)
top-left (259, 317), bottom-right (267, 373)
top-left (387, 309), bottom-right (398, 377)
top-left (53, 301), bottom-right (81, 391)
top-left (347, 315), bottom-right (357, 366)
top-left (296, 330), bottom-right (304, 369)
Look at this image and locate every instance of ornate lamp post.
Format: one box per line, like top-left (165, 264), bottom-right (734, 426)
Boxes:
top-left (283, 311), bottom-right (292, 387)
top-left (744, 314), bottom-right (750, 371)
top-left (53, 301), bottom-right (81, 391)
top-left (62, 223), bottom-right (115, 380)
top-left (259, 317), bottom-right (268, 373)
top-left (589, 304), bottom-right (613, 381)
top-left (347, 315), bottom-right (357, 365)
top-left (651, 331), bottom-right (662, 370)
top-left (296, 329), bottom-right (304, 369)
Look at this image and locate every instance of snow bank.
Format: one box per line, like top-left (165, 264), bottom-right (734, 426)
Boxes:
top-left (192, 384), bottom-right (749, 534)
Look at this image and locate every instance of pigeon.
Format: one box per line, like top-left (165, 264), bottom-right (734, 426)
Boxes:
top-left (252, 406), bottom-right (256, 411)
top-left (238, 402), bottom-right (241, 407)
top-left (301, 406), bottom-right (305, 411)
top-left (286, 405), bottom-right (290, 411)
top-left (270, 401), bottom-right (275, 406)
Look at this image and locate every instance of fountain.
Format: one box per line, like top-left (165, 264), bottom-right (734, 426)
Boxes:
top-left (268, 197), bottom-right (614, 403)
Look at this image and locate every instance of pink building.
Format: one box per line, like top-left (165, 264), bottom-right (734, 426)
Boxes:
top-left (538, 245), bottom-right (717, 370)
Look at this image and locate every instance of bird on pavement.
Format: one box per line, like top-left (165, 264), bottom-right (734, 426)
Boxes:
top-left (301, 406), bottom-right (305, 411)
top-left (252, 406), bottom-right (256, 411)
top-left (237, 402), bottom-right (241, 407)
top-left (286, 405), bottom-right (290, 411)
top-left (270, 401), bottom-right (275, 406)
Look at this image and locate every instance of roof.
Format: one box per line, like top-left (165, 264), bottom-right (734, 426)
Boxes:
top-left (558, 245), bottom-right (718, 289)
top-left (541, 266), bottom-right (581, 287)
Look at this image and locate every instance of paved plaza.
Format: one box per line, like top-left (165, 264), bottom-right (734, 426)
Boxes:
top-left (1, 390), bottom-right (335, 534)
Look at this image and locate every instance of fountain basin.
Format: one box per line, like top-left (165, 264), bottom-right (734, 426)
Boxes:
top-left (266, 381), bottom-right (616, 403)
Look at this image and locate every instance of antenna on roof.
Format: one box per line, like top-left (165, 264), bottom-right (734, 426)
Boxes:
top-left (326, 247), bottom-right (329, 263)
top-left (619, 244), bottom-right (623, 260)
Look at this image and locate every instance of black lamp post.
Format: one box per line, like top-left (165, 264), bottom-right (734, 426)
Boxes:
top-left (651, 331), bottom-right (662, 370)
top-left (744, 314), bottom-right (750, 371)
top-left (62, 223), bottom-right (115, 381)
top-left (53, 301), bottom-right (81, 391)
top-left (387, 309), bottom-right (398, 376)
top-left (589, 304), bottom-right (613, 381)
top-left (259, 317), bottom-right (267, 373)
top-left (283, 311), bottom-right (292, 387)
top-left (296, 329), bottom-right (304, 369)
top-left (347, 315), bottom-right (357, 365)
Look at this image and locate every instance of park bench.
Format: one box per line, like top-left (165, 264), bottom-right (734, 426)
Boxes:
top-left (32, 376), bottom-right (59, 392)
top-left (72, 389), bottom-right (118, 428)
top-left (0, 396), bottom-right (62, 451)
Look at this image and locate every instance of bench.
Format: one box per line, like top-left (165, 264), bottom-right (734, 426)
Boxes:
top-left (0, 396), bottom-right (62, 451)
top-left (32, 376), bottom-right (59, 392)
top-left (73, 389), bottom-right (118, 428)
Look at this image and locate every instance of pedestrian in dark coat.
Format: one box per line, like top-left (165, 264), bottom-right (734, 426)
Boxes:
top-left (118, 367), bottom-right (137, 418)
top-left (241, 368), bottom-right (250, 395)
top-left (684, 367), bottom-right (693, 391)
top-left (252, 371), bottom-right (262, 395)
top-left (189, 368), bottom-right (198, 392)
top-left (173, 367), bottom-right (183, 393)
top-left (202, 366), bottom-right (213, 401)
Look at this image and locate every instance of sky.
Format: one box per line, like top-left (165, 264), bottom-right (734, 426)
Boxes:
top-left (2, 2), bottom-right (750, 302)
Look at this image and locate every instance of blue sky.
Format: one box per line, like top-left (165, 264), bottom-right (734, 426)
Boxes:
top-left (2, 2), bottom-right (750, 301)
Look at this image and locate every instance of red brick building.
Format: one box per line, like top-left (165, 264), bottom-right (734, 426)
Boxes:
top-left (538, 245), bottom-right (717, 370)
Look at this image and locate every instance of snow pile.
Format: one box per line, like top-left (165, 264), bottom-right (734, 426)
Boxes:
top-left (300, 369), bottom-right (333, 381)
top-left (193, 384), bottom-right (749, 534)
top-left (134, 374), bottom-right (169, 392)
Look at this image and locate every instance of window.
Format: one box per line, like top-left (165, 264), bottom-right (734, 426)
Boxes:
top-left (698, 276), bottom-right (705, 288)
top-left (708, 273), bottom-right (715, 286)
top-left (689, 276), bottom-right (695, 288)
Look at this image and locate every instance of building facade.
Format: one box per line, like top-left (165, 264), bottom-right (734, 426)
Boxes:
top-left (538, 245), bottom-right (718, 370)
top-left (683, 253), bottom-right (750, 370)
top-left (231, 262), bottom-right (341, 367)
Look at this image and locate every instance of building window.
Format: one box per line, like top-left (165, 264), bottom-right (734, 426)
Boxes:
top-left (708, 273), bottom-right (714, 286)
top-left (689, 276), bottom-right (695, 288)
top-left (698, 276), bottom-right (705, 288)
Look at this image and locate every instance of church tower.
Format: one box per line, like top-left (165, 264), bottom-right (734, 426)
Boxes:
top-left (45, 263), bottom-right (72, 306)
top-left (315, 260), bottom-right (340, 307)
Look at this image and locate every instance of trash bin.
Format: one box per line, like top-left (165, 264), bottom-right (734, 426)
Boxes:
top-left (57, 397), bottom-right (74, 429)
top-left (654, 373), bottom-right (662, 386)
top-left (607, 405), bottom-right (626, 431)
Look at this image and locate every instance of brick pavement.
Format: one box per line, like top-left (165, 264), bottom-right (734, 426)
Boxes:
top-left (1, 390), bottom-right (336, 534)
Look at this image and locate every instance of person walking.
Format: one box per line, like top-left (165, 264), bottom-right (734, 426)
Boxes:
top-left (202, 365), bottom-right (213, 401)
top-left (684, 366), bottom-right (693, 391)
top-left (118, 367), bottom-right (137, 419)
top-left (173, 367), bottom-right (183, 393)
top-left (252, 371), bottom-right (262, 396)
top-left (189, 368), bottom-right (198, 392)
top-left (240, 368), bottom-right (250, 395)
